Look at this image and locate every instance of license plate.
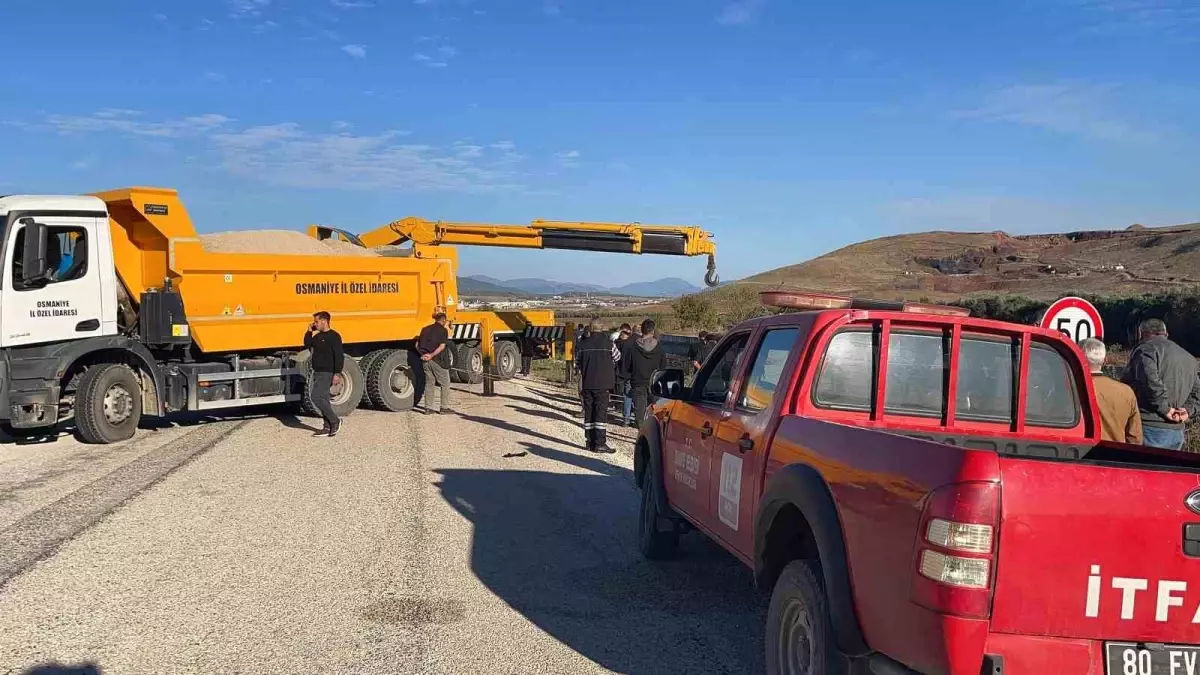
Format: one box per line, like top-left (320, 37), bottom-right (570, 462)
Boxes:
top-left (1106, 642), bottom-right (1200, 675)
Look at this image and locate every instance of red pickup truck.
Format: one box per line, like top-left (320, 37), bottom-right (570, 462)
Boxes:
top-left (633, 293), bottom-right (1200, 675)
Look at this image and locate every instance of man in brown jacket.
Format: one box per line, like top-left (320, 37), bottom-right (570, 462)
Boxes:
top-left (1081, 338), bottom-right (1142, 444)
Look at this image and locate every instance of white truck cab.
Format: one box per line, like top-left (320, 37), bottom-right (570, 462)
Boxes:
top-left (0, 195), bottom-right (118, 349)
top-left (0, 195), bottom-right (147, 439)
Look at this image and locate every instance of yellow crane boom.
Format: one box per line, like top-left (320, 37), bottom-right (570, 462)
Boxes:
top-left (307, 216), bottom-right (720, 287)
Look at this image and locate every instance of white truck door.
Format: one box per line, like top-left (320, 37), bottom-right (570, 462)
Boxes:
top-left (1, 215), bottom-right (107, 348)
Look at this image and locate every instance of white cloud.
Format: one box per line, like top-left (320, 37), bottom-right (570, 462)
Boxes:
top-left (70, 155), bottom-right (99, 171)
top-left (556, 149), bottom-right (581, 167)
top-left (229, 0), bottom-right (271, 18)
top-left (331, 0), bottom-right (374, 7)
top-left (211, 124), bottom-right (527, 191)
top-left (342, 44), bottom-right (367, 58)
top-left (26, 110), bottom-right (540, 193)
top-left (154, 13), bottom-right (168, 22)
top-left (1074, 0), bottom-right (1200, 38)
top-left (717, 0), bottom-right (766, 25)
top-left (953, 82), bottom-right (1162, 145)
top-left (41, 109), bottom-right (233, 138)
top-left (412, 52), bottom-right (449, 67)
top-left (437, 45), bottom-right (458, 57)
top-left (202, 71), bottom-right (226, 83)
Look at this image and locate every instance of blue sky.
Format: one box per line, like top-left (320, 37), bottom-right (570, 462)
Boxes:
top-left (2, 0), bottom-right (1198, 286)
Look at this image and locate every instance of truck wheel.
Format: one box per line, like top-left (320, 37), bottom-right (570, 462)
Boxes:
top-left (638, 467), bottom-right (679, 559)
top-left (365, 350), bottom-right (416, 412)
top-left (495, 341), bottom-right (520, 380)
top-left (358, 350), bottom-right (389, 407)
top-left (445, 344), bottom-right (459, 383)
top-left (75, 363), bottom-right (143, 444)
top-left (302, 358), bottom-right (364, 418)
top-left (765, 560), bottom-right (843, 675)
top-left (455, 344), bottom-right (484, 384)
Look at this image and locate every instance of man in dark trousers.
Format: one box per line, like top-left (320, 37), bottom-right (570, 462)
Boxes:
top-left (577, 319), bottom-right (616, 453)
top-left (611, 324), bottom-right (633, 424)
top-left (417, 312), bottom-right (453, 415)
top-left (620, 318), bottom-right (667, 429)
top-left (303, 311), bottom-right (345, 437)
top-left (1122, 318), bottom-right (1200, 450)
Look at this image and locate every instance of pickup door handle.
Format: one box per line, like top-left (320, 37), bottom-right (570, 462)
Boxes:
top-left (75, 319), bottom-right (99, 332)
top-left (700, 422), bottom-right (714, 439)
top-left (738, 435), bottom-right (754, 453)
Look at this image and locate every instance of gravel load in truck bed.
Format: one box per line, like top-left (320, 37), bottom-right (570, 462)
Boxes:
top-left (199, 230), bottom-right (380, 257)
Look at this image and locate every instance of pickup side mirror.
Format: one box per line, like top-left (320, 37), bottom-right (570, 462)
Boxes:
top-left (19, 218), bottom-right (50, 286)
top-left (650, 368), bottom-right (687, 400)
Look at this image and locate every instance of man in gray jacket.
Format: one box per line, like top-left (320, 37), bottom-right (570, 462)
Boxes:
top-left (1122, 318), bottom-right (1200, 450)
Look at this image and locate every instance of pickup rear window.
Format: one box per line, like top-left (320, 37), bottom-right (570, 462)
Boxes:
top-left (813, 327), bottom-right (1080, 428)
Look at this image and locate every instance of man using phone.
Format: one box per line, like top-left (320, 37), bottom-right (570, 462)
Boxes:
top-left (303, 311), bottom-right (345, 437)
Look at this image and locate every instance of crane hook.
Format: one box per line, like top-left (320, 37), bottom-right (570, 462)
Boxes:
top-left (704, 255), bottom-right (720, 287)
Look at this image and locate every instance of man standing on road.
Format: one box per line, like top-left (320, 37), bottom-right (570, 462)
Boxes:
top-left (577, 319), bottom-right (616, 454)
top-left (612, 324), bottom-right (633, 425)
top-left (1122, 318), bottom-right (1200, 450)
top-left (418, 312), bottom-right (453, 415)
top-left (620, 318), bottom-right (666, 430)
top-left (1081, 338), bottom-right (1142, 444)
top-left (304, 311), bottom-right (344, 437)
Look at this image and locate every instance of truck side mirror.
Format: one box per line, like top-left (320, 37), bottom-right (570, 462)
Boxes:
top-left (650, 368), bottom-right (686, 400)
top-left (18, 219), bottom-right (49, 286)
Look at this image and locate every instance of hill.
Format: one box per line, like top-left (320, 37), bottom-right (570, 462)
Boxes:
top-left (693, 221), bottom-right (1200, 312)
top-left (460, 275), bottom-right (700, 298)
top-left (457, 276), bottom-right (529, 297)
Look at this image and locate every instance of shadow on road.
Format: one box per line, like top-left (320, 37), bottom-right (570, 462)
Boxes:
top-left (433, 442), bottom-right (766, 674)
top-left (23, 662), bottom-right (102, 675)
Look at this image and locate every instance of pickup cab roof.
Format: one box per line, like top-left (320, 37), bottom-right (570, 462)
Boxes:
top-left (716, 305), bottom-right (1100, 444)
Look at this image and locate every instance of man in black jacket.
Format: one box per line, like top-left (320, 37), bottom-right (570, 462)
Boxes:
top-left (418, 312), bottom-right (453, 414)
top-left (611, 323), bottom-right (633, 424)
top-left (577, 319), bottom-right (616, 453)
top-left (303, 311), bottom-right (345, 437)
top-left (1122, 318), bottom-right (1200, 450)
top-left (620, 318), bottom-right (667, 429)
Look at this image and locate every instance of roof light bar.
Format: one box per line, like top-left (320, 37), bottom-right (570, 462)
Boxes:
top-left (759, 291), bottom-right (971, 317)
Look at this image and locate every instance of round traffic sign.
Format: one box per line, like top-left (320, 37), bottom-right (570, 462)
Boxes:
top-left (1040, 296), bottom-right (1104, 343)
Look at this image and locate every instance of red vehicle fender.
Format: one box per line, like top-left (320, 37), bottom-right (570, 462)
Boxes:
top-left (754, 461), bottom-right (870, 659)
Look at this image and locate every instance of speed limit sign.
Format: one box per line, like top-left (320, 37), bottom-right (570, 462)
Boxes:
top-left (1040, 296), bottom-right (1104, 343)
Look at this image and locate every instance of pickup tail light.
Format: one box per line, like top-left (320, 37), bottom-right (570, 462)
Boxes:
top-left (910, 481), bottom-right (1000, 619)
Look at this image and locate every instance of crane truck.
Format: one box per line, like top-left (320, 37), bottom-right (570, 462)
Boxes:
top-left (0, 186), bottom-right (719, 444)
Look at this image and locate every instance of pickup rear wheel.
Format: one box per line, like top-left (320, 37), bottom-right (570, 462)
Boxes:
top-left (637, 468), bottom-right (679, 559)
top-left (75, 363), bottom-right (142, 444)
top-left (765, 560), bottom-right (843, 675)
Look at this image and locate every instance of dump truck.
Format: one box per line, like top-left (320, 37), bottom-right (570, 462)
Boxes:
top-left (0, 187), bottom-right (718, 443)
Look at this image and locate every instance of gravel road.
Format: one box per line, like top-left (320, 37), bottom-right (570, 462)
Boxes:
top-left (0, 380), bottom-right (764, 674)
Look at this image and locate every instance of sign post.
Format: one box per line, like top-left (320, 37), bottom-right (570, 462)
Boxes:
top-left (1039, 296), bottom-right (1104, 343)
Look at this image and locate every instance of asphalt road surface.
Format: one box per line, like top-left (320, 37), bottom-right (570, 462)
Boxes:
top-left (0, 379), bottom-right (764, 674)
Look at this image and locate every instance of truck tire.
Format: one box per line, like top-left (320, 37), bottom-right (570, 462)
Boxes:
top-left (75, 363), bottom-right (143, 444)
top-left (765, 560), bottom-right (844, 675)
top-left (637, 466), bottom-right (679, 559)
top-left (365, 350), bottom-right (416, 412)
top-left (454, 343), bottom-right (484, 384)
top-left (301, 357), bottom-right (364, 419)
top-left (358, 350), bottom-right (389, 407)
top-left (495, 341), bottom-right (520, 380)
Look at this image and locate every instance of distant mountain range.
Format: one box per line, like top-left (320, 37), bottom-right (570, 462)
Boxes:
top-left (460, 275), bottom-right (701, 298)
